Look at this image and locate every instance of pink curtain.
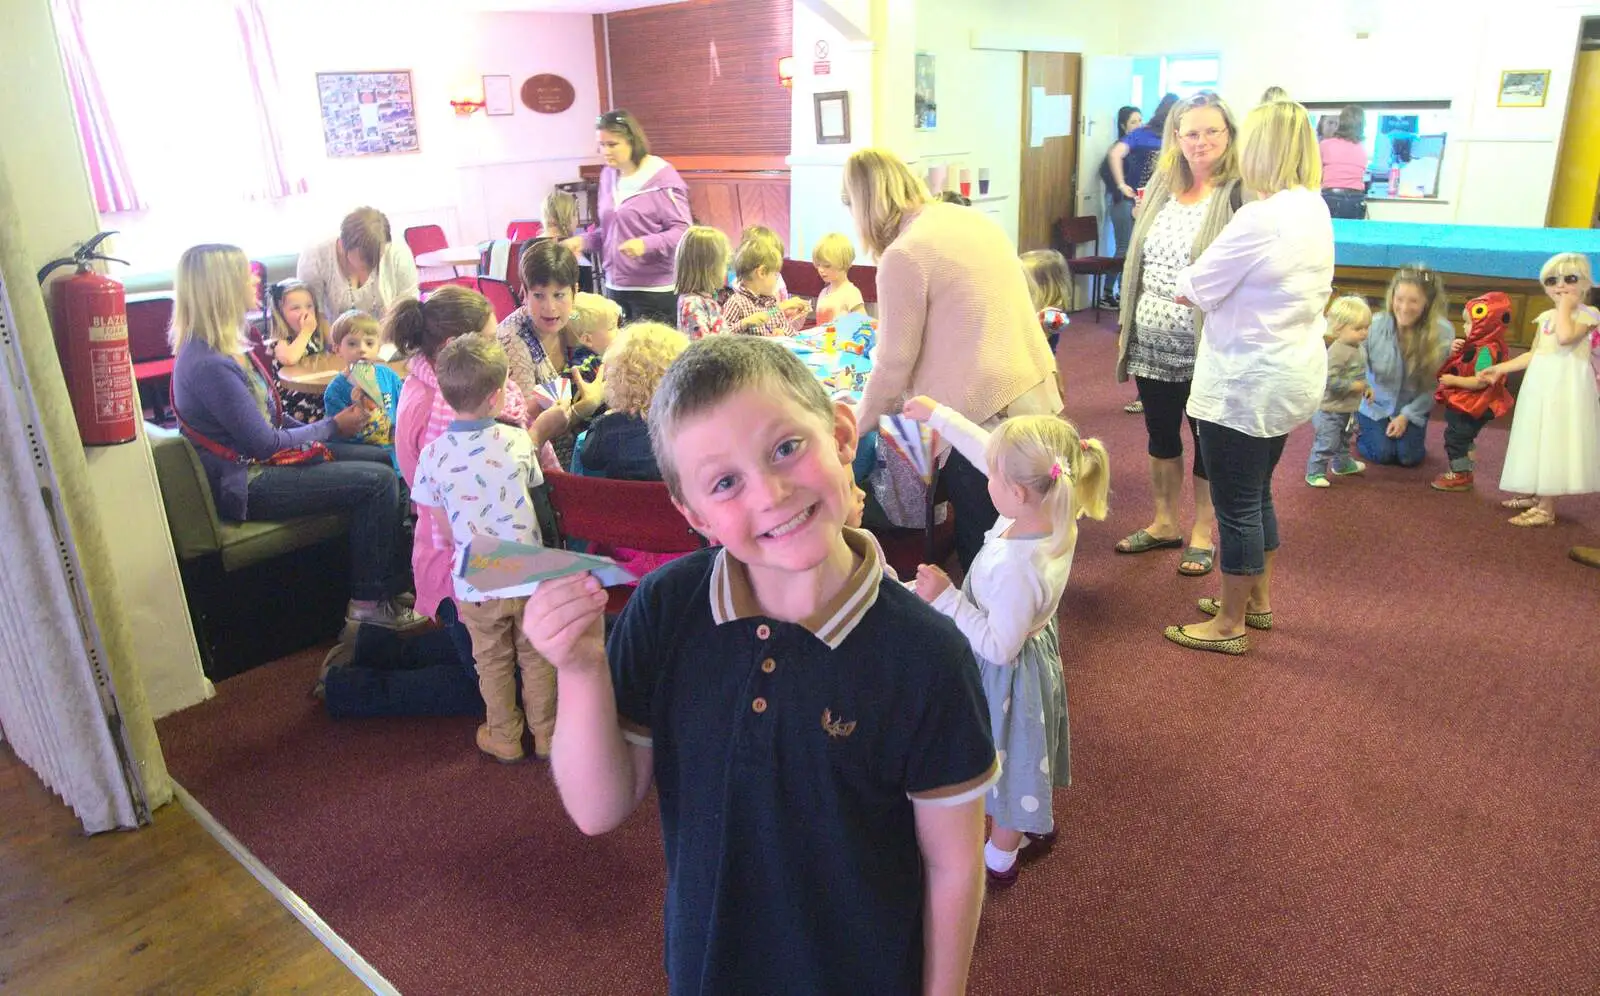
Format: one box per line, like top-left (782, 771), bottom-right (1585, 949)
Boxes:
top-left (234, 0), bottom-right (306, 200)
top-left (52, 0), bottom-right (142, 213)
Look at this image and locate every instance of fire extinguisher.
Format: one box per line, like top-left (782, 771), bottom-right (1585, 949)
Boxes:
top-left (38, 231), bottom-right (137, 447)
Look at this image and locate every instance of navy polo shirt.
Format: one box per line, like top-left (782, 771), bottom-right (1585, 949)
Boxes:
top-left (608, 528), bottom-right (998, 996)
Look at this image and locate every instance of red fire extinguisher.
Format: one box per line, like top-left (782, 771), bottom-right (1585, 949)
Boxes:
top-left (38, 232), bottom-right (137, 446)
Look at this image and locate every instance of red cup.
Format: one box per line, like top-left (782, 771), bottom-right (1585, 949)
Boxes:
top-left (959, 180), bottom-right (971, 197)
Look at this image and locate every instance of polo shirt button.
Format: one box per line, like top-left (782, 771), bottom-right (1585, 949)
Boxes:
top-left (756, 624), bottom-right (771, 640)
top-left (761, 658), bottom-right (776, 674)
top-left (752, 697), bottom-right (768, 713)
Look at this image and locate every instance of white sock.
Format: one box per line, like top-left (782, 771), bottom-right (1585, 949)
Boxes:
top-left (984, 840), bottom-right (1019, 873)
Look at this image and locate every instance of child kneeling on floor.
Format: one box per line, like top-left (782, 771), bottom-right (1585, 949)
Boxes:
top-left (412, 332), bottom-right (556, 763)
top-left (522, 335), bottom-right (995, 996)
top-left (1305, 295), bottom-right (1371, 487)
top-left (904, 395), bottom-right (1108, 888)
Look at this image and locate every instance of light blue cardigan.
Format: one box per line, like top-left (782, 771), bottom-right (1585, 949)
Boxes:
top-left (1358, 312), bottom-right (1455, 425)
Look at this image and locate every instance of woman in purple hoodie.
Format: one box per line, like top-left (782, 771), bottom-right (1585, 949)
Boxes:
top-left (562, 109), bottom-right (692, 323)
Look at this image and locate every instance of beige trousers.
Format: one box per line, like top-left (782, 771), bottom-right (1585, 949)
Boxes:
top-left (456, 596), bottom-right (557, 753)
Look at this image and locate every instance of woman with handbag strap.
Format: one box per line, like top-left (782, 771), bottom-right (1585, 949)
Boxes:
top-left (169, 243), bottom-right (425, 631)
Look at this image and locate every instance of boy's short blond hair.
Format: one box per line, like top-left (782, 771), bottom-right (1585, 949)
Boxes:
top-left (1325, 295), bottom-right (1372, 331)
top-left (330, 309), bottom-right (381, 347)
top-left (811, 233), bottom-right (856, 271)
top-left (434, 332), bottom-right (509, 413)
top-left (568, 292), bottom-right (622, 344)
top-left (603, 322), bottom-right (689, 416)
top-left (649, 336), bottom-right (834, 499)
top-left (733, 230), bottom-right (783, 280)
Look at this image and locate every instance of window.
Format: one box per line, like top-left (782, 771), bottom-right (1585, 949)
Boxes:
top-left (1306, 101), bottom-right (1452, 200)
top-left (1130, 54), bottom-right (1222, 107)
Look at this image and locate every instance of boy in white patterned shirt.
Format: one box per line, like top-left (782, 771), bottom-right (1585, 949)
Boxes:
top-left (412, 333), bottom-right (555, 762)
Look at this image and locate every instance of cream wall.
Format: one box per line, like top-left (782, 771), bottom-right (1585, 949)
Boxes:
top-left (105, 2), bottom-right (602, 272)
top-left (0, 0), bottom-right (179, 805)
top-left (1122, 0), bottom-right (1600, 226)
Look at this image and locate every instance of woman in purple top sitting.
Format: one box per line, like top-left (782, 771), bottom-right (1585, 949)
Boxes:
top-left (561, 109), bottom-right (692, 324)
top-left (168, 244), bottom-right (425, 631)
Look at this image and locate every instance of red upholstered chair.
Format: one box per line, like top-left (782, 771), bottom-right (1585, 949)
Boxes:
top-left (1051, 216), bottom-right (1123, 321)
top-left (543, 469), bottom-right (706, 614)
top-left (128, 296), bottom-right (175, 420)
top-left (476, 278), bottom-right (519, 322)
top-left (506, 219), bottom-right (543, 241)
top-left (780, 258), bottom-right (826, 299)
top-left (406, 224), bottom-right (462, 294)
top-left (848, 264), bottom-right (878, 314)
top-left (420, 276), bottom-right (479, 301)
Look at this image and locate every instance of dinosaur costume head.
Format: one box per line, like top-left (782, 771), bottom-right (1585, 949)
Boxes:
top-left (1435, 291), bottom-right (1515, 420)
top-left (1461, 291), bottom-right (1512, 353)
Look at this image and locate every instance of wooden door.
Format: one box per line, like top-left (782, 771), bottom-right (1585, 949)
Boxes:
top-left (1018, 52), bottom-right (1082, 252)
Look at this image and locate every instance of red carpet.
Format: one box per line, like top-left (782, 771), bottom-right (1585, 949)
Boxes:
top-left (157, 317), bottom-right (1600, 994)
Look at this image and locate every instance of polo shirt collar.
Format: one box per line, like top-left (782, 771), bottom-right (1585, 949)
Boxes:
top-left (709, 527), bottom-right (882, 650)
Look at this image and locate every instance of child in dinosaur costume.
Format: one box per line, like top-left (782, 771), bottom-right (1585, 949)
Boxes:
top-left (1431, 291), bottom-right (1515, 492)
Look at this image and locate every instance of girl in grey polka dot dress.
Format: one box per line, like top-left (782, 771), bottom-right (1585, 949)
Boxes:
top-left (905, 396), bottom-right (1111, 888)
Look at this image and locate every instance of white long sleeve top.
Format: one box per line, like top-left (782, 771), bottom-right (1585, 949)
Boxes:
top-left (1177, 186), bottom-right (1333, 438)
top-left (926, 405), bottom-right (1073, 665)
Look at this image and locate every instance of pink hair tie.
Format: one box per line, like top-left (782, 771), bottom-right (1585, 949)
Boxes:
top-left (1049, 461), bottom-right (1063, 481)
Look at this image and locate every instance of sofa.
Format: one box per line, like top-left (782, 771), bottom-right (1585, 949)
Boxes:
top-left (146, 422), bottom-right (351, 679)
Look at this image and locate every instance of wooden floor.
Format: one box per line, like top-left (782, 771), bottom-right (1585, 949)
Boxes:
top-left (0, 747), bottom-right (367, 995)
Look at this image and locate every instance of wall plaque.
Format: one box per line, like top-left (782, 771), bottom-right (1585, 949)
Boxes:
top-left (521, 74), bottom-right (576, 114)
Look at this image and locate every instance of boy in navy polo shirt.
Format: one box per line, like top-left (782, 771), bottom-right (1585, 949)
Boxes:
top-left (523, 336), bottom-right (996, 996)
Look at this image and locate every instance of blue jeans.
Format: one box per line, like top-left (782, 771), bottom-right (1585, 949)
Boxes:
top-left (1306, 410), bottom-right (1358, 476)
top-left (1355, 411), bottom-right (1428, 467)
top-left (1106, 195), bottom-right (1134, 295)
top-left (245, 458), bottom-right (403, 601)
top-left (1322, 188), bottom-right (1368, 219)
top-left (322, 599), bottom-right (482, 718)
top-left (1197, 420), bottom-right (1285, 577)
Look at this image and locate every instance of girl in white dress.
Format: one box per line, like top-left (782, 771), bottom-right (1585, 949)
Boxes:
top-left (904, 396), bottom-right (1110, 889)
top-left (1483, 253), bottom-right (1600, 527)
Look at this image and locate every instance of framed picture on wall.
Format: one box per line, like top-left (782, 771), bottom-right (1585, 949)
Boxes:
top-left (815, 91), bottom-right (850, 145)
top-left (317, 70), bottom-right (419, 157)
top-left (1497, 70), bottom-right (1550, 108)
top-left (483, 75), bottom-right (514, 116)
top-left (915, 52), bottom-right (937, 130)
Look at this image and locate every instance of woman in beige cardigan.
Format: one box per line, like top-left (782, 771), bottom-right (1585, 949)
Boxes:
top-left (848, 148), bottom-right (1061, 569)
top-left (1113, 91), bottom-right (1243, 577)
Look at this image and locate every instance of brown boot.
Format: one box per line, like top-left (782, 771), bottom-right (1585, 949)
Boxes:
top-left (1570, 546), bottom-right (1600, 570)
top-left (475, 723), bottom-right (525, 763)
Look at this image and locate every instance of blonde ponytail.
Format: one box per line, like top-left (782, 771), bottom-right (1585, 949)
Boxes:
top-left (986, 416), bottom-right (1109, 558)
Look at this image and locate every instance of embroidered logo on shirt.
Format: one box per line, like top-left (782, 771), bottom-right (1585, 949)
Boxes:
top-left (821, 708), bottom-right (856, 739)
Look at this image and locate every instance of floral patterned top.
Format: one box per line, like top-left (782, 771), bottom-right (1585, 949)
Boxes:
top-left (1127, 192), bottom-right (1213, 383)
top-left (678, 292), bottom-right (724, 339)
top-left (263, 321), bottom-right (327, 423)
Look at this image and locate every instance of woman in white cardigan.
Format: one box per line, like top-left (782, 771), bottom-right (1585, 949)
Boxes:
top-left (296, 206), bottom-right (420, 322)
top-left (1163, 100), bottom-right (1335, 656)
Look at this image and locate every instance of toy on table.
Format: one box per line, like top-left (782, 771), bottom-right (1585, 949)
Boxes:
top-left (459, 534), bottom-right (636, 599)
top-left (828, 313), bottom-right (877, 356)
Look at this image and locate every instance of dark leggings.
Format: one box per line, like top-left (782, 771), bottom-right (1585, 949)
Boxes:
top-left (607, 288), bottom-right (678, 325)
top-left (1196, 420), bottom-right (1286, 577)
top-left (1135, 376), bottom-right (1206, 479)
top-left (942, 447), bottom-right (1000, 572)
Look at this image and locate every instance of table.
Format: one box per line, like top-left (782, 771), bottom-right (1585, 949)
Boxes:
top-left (415, 245), bottom-right (483, 269)
top-left (778, 316), bottom-right (876, 403)
top-left (278, 354), bottom-right (408, 395)
top-left (1331, 221), bottom-right (1600, 348)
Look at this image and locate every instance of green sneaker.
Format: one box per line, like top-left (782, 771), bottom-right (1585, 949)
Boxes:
top-left (1305, 472), bottom-right (1331, 488)
top-left (1330, 458), bottom-right (1367, 476)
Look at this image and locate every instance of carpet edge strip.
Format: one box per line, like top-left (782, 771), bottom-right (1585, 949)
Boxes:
top-left (172, 782), bottom-right (401, 996)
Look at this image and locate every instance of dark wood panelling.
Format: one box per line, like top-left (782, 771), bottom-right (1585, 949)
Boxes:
top-left (682, 172), bottom-right (791, 247)
top-left (605, 0), bottom-right (792, 157)
top-left (1019, 52), bottom-right (1082, 252)
top-left (1333, 265), bottom-right (1539, 348)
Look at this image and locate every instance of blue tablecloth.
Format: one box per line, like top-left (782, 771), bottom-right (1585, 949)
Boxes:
top-left (1333, 221), bottom-right (1600, 279)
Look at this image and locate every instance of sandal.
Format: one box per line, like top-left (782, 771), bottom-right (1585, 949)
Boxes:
top-left (1501, 496), bottom-right (1539, 510)
top-left (1115, 529), bottom-right (1184, 554)
top-left (1197, 597), bottom-right (1272, 631)
top-left (1177, 547), bottom-right (1215, 577)
top-left (1509, 507), bottom-right (1556, 527)
top-left (1162, 624), bottom-right (1249, 656)
top-left (1123, 399), bottom-right (1144, 414)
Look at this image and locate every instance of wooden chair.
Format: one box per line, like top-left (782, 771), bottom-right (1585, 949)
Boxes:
top-left (1051, 216), bottom-right (1123, 321)
top-left (543, 469), bottom-right (706, 614)
top-left (476, 278), bottom-right (519, 322)
top-left (506, 219), bottom-right (543, 241)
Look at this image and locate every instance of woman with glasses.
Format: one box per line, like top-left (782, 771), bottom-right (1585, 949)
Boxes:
top-left (1357, 266), bottom-right (1455, 467)
top-left (1112, 91), bottom-right (1243, 578)
top-left (561, 110), bottom-right (691, 324)
top-left (1160, 100), bottom-right (1334, 656)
